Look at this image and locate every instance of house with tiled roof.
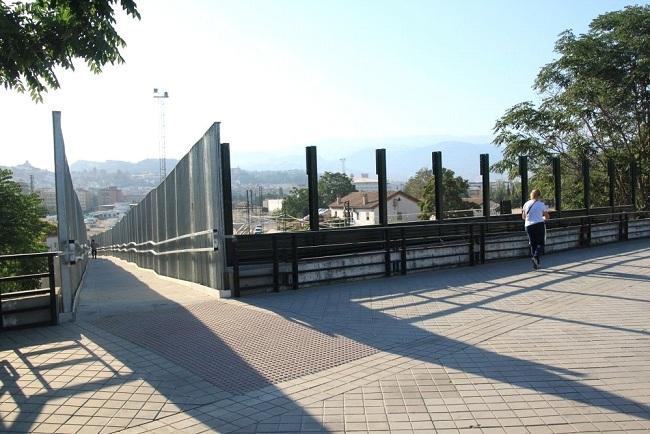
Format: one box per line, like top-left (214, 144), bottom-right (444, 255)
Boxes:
top-left (328, 191), bottom-right (420, 226)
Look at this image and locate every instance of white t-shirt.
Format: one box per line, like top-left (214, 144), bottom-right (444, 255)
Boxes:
top-left (523, 199), bottom-right (548, 227)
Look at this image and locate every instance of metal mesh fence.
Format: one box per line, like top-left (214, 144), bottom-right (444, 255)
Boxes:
top-left (53, 111), bottom-right (89, 313)
top-left (94, 123), bottom-right (227, 290)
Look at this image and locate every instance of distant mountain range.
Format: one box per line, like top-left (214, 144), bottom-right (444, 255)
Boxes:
top-left (3, 137), bottom-right (504, 192)
top-left (70, 158), bottom-right (179, 174)
top-left (232, 139), bottom-right (503, 181)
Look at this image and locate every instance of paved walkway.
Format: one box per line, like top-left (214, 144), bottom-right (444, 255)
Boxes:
top-left (1, 240), bottom-right (650, 433)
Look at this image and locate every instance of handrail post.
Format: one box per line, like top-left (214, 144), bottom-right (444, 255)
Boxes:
top-left (376, 149), bottom-right (388, 226)
top-left (582, 157), bottom-right (590, 215)
top-left (384, 228), bottom-right (391, 277)
top-left (291, 234), bottom-right (299, 289)
top-left (231, 237), bottom-right (240, 298)
top-left (48, 254), bottom-right (57, 325)
top-left (479, 223), bottom-right (486, 264)
top-left (480, 154), bottom-right (490, 219)
top-left (400, 227), bottom-right (407, 275)
top-left (432, 151), bottom-right (444, 221)
top-left (469, 224), bottom-right (475, 266)
top-left (272, 235), bottom-right (279, 292)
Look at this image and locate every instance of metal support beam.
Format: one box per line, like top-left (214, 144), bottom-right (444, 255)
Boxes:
top-left (432, 151), bottom-right (443, 221)
top-left (607, 158), bottom-right (615, 209)
top-left (552, 156), bottom-right (561, 216)
top-left (582, 157), bottom-right (590, 214)
top-left (376, 149), bottom-right (388, 226)
top-left (480, 154), bottom-right (490, 219)
top-left (306, 146), bottom-right (319, 231)
top-left (518, 155), bottom-right (528, 208)
top-left (220, 143), bottom-right (233, 236)
top-left (630, 160), bottom-right (637, 209)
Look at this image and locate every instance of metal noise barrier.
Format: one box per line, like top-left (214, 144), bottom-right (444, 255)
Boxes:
top-left (53, 111), bottom-right (89, 313)
top-left (94, 123), bottom-right (227, 291)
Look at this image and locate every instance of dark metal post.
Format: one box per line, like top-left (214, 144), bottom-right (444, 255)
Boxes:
top-left (468, 224), bottom-right (475, 266)
top-left (432, 151), bottom-right (443, 221)
top-left (384, 228), bottom-right (391, 276)
top-left (479, 222), bottom-right (480, 264)
top-left (376, 149), bottom-right (388, 226)
top-left (607, 159), bottom-right (615, 210)
top-left (582, 157), bottom-right (590, 214)
top-left (231, 237), bottom-right (240, 298)
top-left (518, 155), bottom-right (528, 208)
top-left (272, 235), bottom-right (279, 292)
top-left (48, 254), bottom-right (57, 325)
top-left (552, 156), bottom-right (562, 216)
top-left (291, 234), bottom-right (299, 289)
top-left (630, 160), bottom-right (637, 209)
top-left (400, 227), bottom-right (407, 275)
top-left (220, 143), bottom-right (233, 236)
top-left (480, 154), bottom-right (490, 218)
top-left (306, 146), bottom-right (319, 231)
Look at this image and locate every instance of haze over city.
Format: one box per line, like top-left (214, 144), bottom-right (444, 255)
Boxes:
top-left (2, 0), bottom-right (646, 172)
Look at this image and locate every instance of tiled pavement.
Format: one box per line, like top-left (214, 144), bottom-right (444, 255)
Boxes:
top-left (1, 240), bottom-right (650, 433)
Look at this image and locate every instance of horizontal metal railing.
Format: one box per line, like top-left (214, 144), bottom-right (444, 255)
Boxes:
top-left (0, 252), bottom-right (58, 330)
top-left (226, 208), bottom-right (647, 297)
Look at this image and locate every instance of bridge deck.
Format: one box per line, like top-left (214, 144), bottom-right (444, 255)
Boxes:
top-left (1, 240), bottom-right (650, 433)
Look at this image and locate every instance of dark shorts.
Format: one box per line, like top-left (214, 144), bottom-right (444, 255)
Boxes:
top-left (525, 222), bottom-right (545, 257)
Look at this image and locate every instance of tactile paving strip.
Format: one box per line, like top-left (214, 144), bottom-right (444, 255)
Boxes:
top-left (93, 301), bottom-right (378, 394)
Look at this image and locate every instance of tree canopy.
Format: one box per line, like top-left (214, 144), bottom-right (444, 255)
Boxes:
top-left (318, 171), bottom-right (356, 207)
top-left (282, 187), bottom-right (309, 219)
top-left (493, 6), bottom-right (650, 209)
top-left (404, 167), bottom-right (475, 219)
top-left (0, 169), bottom-right (55, 292)
top-left (1, 0), bottom-right (140, 101)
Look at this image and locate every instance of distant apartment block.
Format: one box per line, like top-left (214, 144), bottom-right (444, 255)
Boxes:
top-left (352, 174), bottom-right (379, 192)
top-left (75, 188), bottom-right (96, 212)
top-left (36, 188), bottom-right (57, 215)
top-left (98, 186), bottom-right (124, 206)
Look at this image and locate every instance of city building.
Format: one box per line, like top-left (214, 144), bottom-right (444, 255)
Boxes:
top-left (329, 191), bottom-right (420, 226)
top-left (36, 188), bottom-right (57, 215)
top-left (75, 188), bottom-right (96, 212)
top-left (352, 174), bottom-right (379, 192)
top-left (263, 199), bottom-right (283, 213)
top-left (97, 186), bottom-right (124, 206)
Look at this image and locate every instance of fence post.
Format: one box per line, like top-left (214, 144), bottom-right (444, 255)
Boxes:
top-left (376, 149), bottom-right (388, 226)
top-left (519, 155), bottom-right (529, 208)
top-left (384, 228), bottom-right (391, 277)
top-left (630, 160), bottom-right (637, 210)
top-left (400, 227), bottom-right (407, 275)
top-left (479, 223), bottom-right (486, 264)
top-left (480, 154), bottom-right (490, 219)
top-left (624, 212), bottom-right (629, 240)
top-left (48, 254), bottom-right (57, 325)
top-left (552, 156), bottom-right (562, 217)
top-left (291, 234), bottom-right (299, 289)
top-left (432, 151), bottom-right (444, 221)
top-left (306, 146), bottom-right (319, 231)
top-left (272, 235), bottom-right (279, 292)
top-left (582, 157), bottom-right (590, 214)
top-left (607, 158), bottom-right (615, 211)
top-left (469, 224), bottom-right (475, 266)
top-left (231, 237), bottom-right (240, 298)
top-left (221, 143), bottom-right (234, 236)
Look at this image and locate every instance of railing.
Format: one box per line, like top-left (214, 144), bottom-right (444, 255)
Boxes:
top-left (0, 252), bottom-right (58, 330)
top-left (226, 207), bottom-right (648, 297)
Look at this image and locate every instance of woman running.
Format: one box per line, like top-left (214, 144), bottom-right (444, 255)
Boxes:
top-left (522, 189), bottom-right (550, 269)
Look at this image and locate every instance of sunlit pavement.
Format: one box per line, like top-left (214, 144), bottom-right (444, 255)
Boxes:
top-left (2, 239), bottom-right (650, 433)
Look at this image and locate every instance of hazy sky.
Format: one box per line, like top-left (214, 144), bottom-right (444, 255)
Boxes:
top-left (1, 0), bottom-right (646, 170)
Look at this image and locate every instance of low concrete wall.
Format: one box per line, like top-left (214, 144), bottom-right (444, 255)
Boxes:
top-left (235, 219), bottom-right (650, 293)
top-left (2, 293), bottom-right (52, 328)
